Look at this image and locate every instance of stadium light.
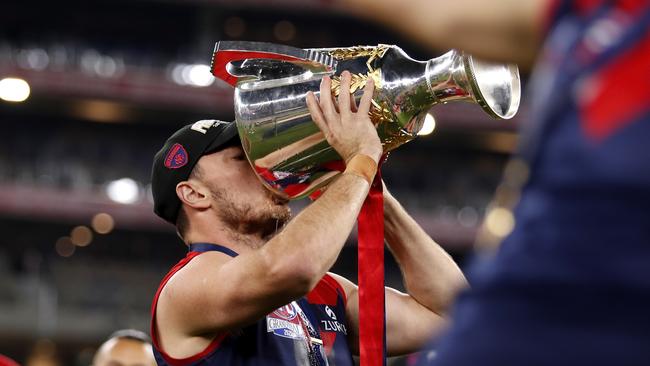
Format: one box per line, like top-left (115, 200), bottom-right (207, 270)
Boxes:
top-left (70, 226), bottom-right (93, 247)
top-left (484, 207), bottom-right (515, 238)
top-left (0, 77), bottom-right (31, 102)
top-left (170, 63), bottom-right (215, 87)
top-left (92, 213), bottom-right (115, 234)
top-left (187, 64), bottom-right (215, 87)
top-left (55, 237), bottom-right (75, 257)
top-left (106, 178), bottom-right (140, 204)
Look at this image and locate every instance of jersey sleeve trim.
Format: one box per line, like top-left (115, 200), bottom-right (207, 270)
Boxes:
top-left (150, 251), bottom-right (227, 366)
top-left (323, 273), bottom-right (348, 306)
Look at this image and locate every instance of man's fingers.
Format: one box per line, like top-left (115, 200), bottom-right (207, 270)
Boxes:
top-left (306, 92), bottom-right (330, 135)
top-left (350, 91), bottom-right (359, 113)
top-left (358, 79), bottom-right (375, 115)
top-left (338, 71), bottom-right (352, 114)
top-left (319, 76), bottom-right (339, 119)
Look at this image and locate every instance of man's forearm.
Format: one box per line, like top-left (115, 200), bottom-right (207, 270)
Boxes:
top-left (384, 193), bottom-right (467, 314)
top-left (264, 174), bottom-right (370, 290)
top-left (342, 0), bottom-right (549, 69)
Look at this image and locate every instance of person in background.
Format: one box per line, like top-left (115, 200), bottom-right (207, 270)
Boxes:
top-left (341, 0), bottom-right (650, 365)
top-left (0, 355), bottom-right (19, 366)
top-left (92, 329), bottom-right (156, 366)
top-left (23, 340), bottom-right (60, 366)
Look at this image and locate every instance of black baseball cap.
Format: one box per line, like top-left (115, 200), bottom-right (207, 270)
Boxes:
top-left (151, 120), bottom-right (239, 224)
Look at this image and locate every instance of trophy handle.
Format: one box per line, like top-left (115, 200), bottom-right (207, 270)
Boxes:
top-left (211, 41), bottom-right (338, 86)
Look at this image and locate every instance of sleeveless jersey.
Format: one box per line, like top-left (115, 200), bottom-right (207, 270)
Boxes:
top-left (150, 243), bottom-right (354, 366)
top-left (421, 1), bottom-right (650, 365)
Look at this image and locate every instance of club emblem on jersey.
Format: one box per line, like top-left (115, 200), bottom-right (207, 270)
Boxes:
top-left (164, 143), bottom-right (188, 169)
top-left (267, 302), bottom-right (305, 340)
top-left (324, 306), bottom-right (337, 320)
top-left (273, 304), bottom-right (298, 321)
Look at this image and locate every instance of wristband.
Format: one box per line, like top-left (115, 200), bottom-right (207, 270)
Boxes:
top-left (344, 154), bottom-right (378, 185)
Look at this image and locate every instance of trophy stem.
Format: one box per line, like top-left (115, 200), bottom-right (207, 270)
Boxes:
top-left (425, 50), bottom-right (474, 104)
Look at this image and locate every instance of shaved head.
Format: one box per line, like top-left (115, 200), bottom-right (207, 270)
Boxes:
top-left (92, 331), bottom-right (156, 366)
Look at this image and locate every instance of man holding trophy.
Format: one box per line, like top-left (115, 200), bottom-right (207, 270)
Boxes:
top-left (148, 69), bottom-right (468, 365)
top-left (148, 36), bottom-right (521, 364)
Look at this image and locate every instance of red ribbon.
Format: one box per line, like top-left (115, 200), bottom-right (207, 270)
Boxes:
top-left (306, 158), bottom-right (387, 365)
top-left (358, 170), bottom-right (385, 366)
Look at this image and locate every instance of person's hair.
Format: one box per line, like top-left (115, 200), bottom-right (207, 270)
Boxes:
top-left (107, 329), bottom-right (151, 344)
top-left (176, 164), bottom-right (204, 240)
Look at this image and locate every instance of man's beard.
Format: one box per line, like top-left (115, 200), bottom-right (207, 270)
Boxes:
top-left (209, 186), bottom-right (291, 241)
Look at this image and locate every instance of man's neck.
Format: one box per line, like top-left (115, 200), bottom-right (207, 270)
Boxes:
top-left (185, 223), bottom-right (271, 254)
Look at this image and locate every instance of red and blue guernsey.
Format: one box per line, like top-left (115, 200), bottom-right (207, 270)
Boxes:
top-left (421, 1), bottom-right (650, 365)
top-left (151, 243), bottom-right (354, 366)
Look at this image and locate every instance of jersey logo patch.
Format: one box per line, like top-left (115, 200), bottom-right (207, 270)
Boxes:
top-left (164, 143), bottom-right (188, 169)
top-left (320, 305), bottom-right (347, 335)
top-left (267, 303), bottom-right (305, 340)
top-left (273, 304), bottom-right (297, 320)
top-left (325, 306), bottom-right (337, 320)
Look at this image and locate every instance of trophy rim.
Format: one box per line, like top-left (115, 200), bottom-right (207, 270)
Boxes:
top-left (464, 56), bottom-right (521, 120)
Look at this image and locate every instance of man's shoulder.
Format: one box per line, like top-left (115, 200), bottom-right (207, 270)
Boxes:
top-left (163, 251), bottom-right (233, 292)
top-left (154, 251), bottom-right (236, 332)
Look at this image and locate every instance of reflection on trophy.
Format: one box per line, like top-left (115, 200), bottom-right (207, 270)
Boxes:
top-left (211, 41), bottom-right (521, 199)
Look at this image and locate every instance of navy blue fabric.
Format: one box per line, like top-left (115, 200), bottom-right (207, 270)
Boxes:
top-left (420, 2), bottom-right (650, 365)
top-left (189, 243), bottom-right (239, 257)
top-left (153, 245), bottom-right (353, 366)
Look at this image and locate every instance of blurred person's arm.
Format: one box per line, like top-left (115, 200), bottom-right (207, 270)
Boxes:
top-left (341, 0), bottom-right (552, 68)
top-left (331, 185), bottom-right (467, 356)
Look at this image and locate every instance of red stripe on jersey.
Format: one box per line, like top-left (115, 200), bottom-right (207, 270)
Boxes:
top-left (306, 274), bottom-right (347, 306)
top-left (580, 30), bottom-right (650, 141)
top-left (575, 1), bottom-right (648, 20)
top-left (620, 0), bottom-right (650, 13)
top-left (150, 251), bottom-right (227, 366)
top-left (575, 0), bottom-right (606, 15)
top-left (321, 331), bottom-right (338, 355)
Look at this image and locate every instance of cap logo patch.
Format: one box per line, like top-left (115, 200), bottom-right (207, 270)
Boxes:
top-left (164, 143), bottom-right (188, 169)
top-left (190, 119), bottom-right (229, 134)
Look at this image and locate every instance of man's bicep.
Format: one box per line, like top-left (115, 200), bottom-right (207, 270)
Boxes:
top-left (326, 274), bottom-right (447, 356)
top-left (165, 252), bottom-right (304, 335)
top-left (385, 288), bottom-right (447, 356)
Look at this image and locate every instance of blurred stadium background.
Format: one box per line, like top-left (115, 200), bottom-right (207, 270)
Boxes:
top-left (0, 0), bottom-right (524, 364)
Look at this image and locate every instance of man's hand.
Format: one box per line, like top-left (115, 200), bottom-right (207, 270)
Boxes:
top-left (306, 71), bottom-right (383, 164)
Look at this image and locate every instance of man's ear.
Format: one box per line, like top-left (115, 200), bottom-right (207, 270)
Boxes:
top-left (176, 181), bottom-right (211, 210)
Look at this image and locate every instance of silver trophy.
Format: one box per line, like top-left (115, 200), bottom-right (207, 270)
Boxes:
top-left (211, 41), bottom-right (521, 199)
